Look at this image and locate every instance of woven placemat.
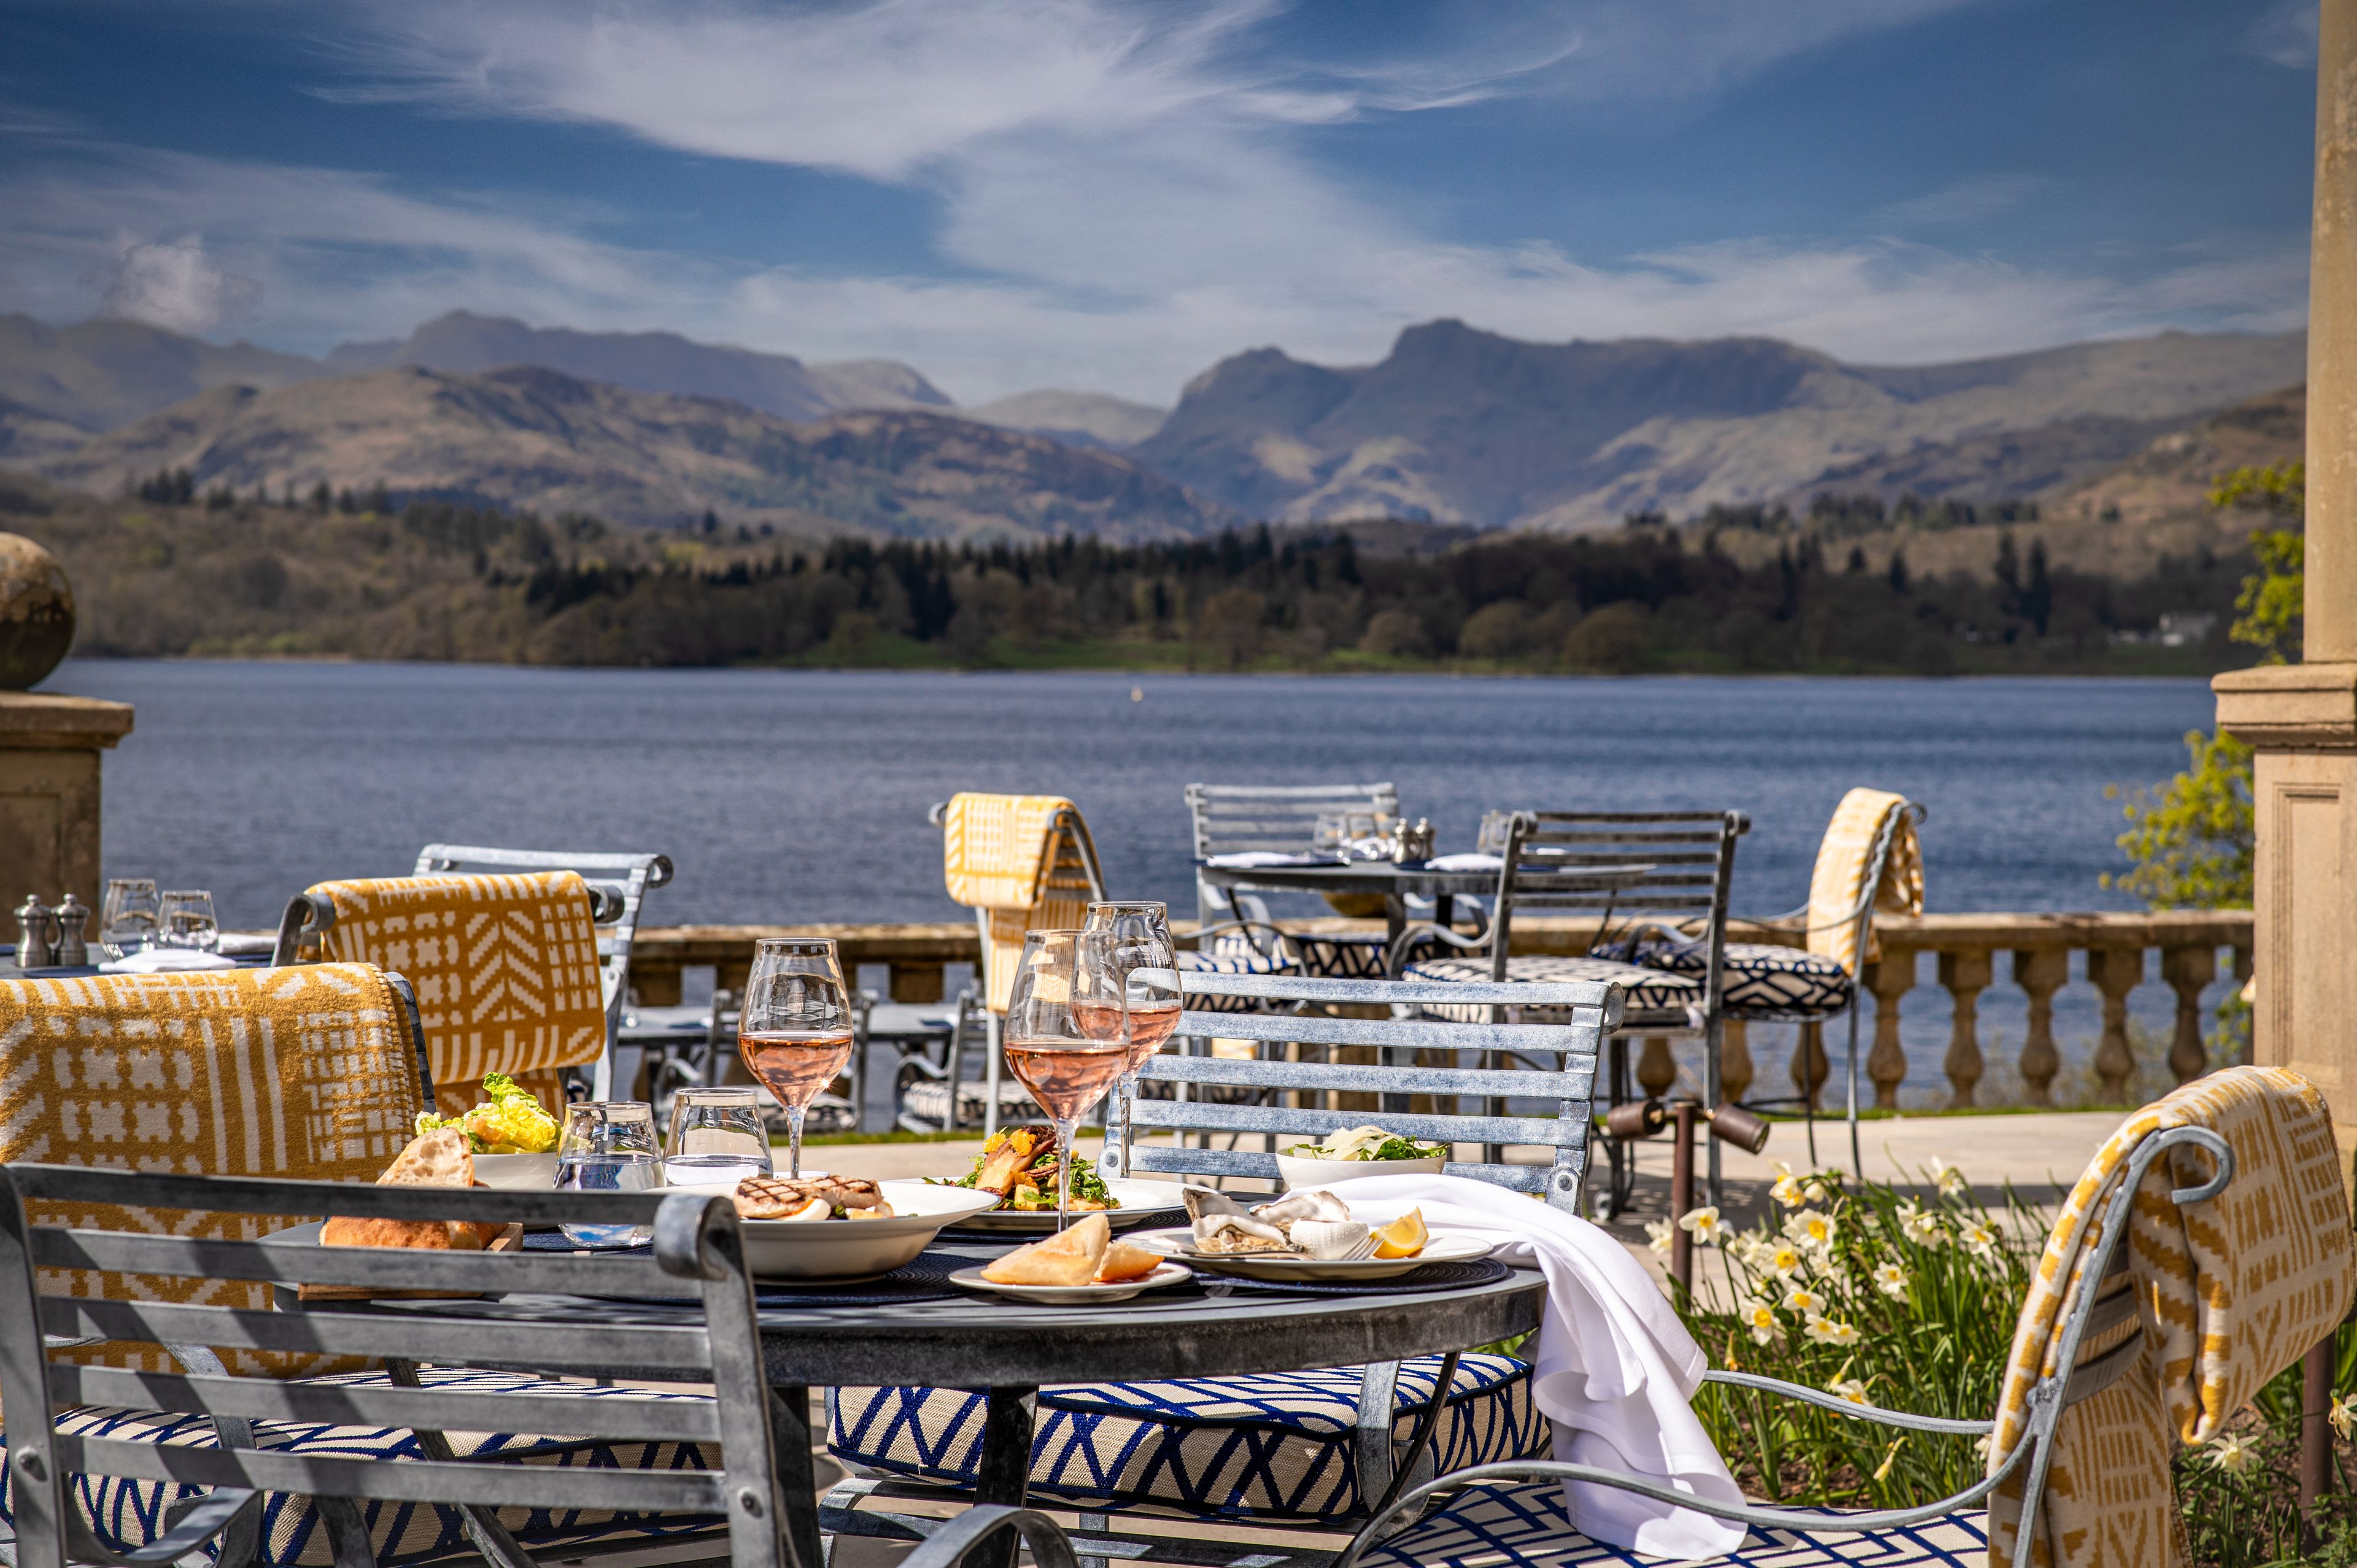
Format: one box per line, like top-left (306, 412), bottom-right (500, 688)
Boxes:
top-left (1200, 1257), bottom-right (1514, 1297)
top-left (517, 1232), bottom-right (968, 1307)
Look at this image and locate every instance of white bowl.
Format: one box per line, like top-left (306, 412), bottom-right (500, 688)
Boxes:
top-left (667, 1178), bottom-right (1002, 1280)
top-left (1272, 1153), bottom-right (1448, 1191)
top-left (473, 1153), bottom-right (560, 1191)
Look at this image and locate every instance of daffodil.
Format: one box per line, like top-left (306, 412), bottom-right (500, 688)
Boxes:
top-left (2206, 1433), bottom-right (2253, 1474)
top-left (1644, 1218), bottom-right (1674, 1257)
top-left (1782, 1285), bottom-right (1825, 1315)
top-left (1974, 1434), bottom-right (1993, 1460)
top-left (1873, 1261), bottom-right (1910, 1300)
top-left (1928, 1158), bottom-right (1968, 1199)
top-left (1765, 1240), bottom-right (1806, 1278)
top-left (1676, 1205), bottom-right (1726, 1246)
top-left (1900, 1206), bottom-right (1946, 1247)
top-left (1740, 1298), bottom-right (1783, 1345)
top-left (1783, 1208), bottom-right (1838, 1253)
top-left (1803, 1174), bottom-right (1832, 1205)
top-left (1958, 1221), bottom-right (1997, 1259)
top-left (1768, 1161), bottom-right (1807, 1209)
top-left (1828, 1377), bottom-right (1870, 1405)
top-left (1805, 1313), bottom-right (1860, 1347)
top-left (2334, 1394), bottom-right (2357, 1441)
top-left (1872, 1437), bottom-right (1906, 1483)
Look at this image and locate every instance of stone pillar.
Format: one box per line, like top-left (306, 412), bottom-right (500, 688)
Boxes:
top-left (1719, 1018), bottom-right (1754, 1105)
top-left (2212, 0), bottom-right (2357, 1165)
top-left (0, 693), bottom-right (134, 925)
top-left (1865, 952), bottom-right (1916, 1108)
top-left (2087, 948), bottom-right (2144, 1101)
top-left (1937, 950), bottom-right (1991, 1108)
top-left (2013, 947), bottom-right (2070, 1107)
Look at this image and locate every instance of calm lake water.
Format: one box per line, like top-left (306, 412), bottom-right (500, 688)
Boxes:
top-left (55, 660), bottom-right (2227, 1110)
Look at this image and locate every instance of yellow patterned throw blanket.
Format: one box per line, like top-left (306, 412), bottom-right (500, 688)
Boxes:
top-left (1986, 1066), bottom-right (2357, 1568)
top-left (0, 965), bottom-right (425, 1385)
top-left (1805, 787), bottom-right (1923, 978)
top-left (306, 870), bottom-right (606, 1115)
top-left (940, 792), bottom-right (1097, 1013)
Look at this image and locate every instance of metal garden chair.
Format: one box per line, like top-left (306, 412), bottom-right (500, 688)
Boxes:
top-left (828, 967), bottom-right (1623, 1568)
top-left (1393, 810), bottom-right (1748, 1213)
top-left (1186, 781), bottom-right (1442, 980)
top-left (0, 1165), bottom-right (1064, 1568)
top-left (273, 844), bottom-right (673, 1104)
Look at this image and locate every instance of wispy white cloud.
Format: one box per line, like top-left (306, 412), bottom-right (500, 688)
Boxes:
top-left (2245, 0), bottom-right (2318, 69)
top-left (85, 235), bottom-right (262, 334)
top-left (1876, 174), bottom-right (2046, 228)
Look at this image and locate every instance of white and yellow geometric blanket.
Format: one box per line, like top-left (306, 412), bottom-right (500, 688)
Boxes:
top-left (940, 793), bottom-right (1097, 1013)
top-left (1804, 787), bottom-right (1923, 978)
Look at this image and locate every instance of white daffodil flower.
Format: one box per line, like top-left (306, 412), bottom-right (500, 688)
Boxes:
top-left (2206, 1433), bottom-right (2253, 1474)
top-left (1782, 1285), bottom-right (1825, 1315)
top-left (1958, 1221), bottom-right (1998, 1259)
top-left (1784, 1208), bottom-right (1838, 1253)
top-left (1677, 1206), bottom-right (1725, 1246)
top-left (1827, 1377), bottom-right (1870, 1405)
top-left (2334, 1394), bottom-right (2357, 1442)
top-left (1740, 1299), bottom-right (1783, 1345)
top-left (1766, 1241), bottom-right (1806, 1278)
top-left (1873, 1261), bottom-right (1910, 1300)
top-left (1805, 1314), bottom-right (1860, 1347)
top-left (1644, 1218), bottom-right (1674, 1257)
top-left (1768, 1160), bottom-right (1806, 1209)
top-left (1928, 1158), bottom-right (1968, 1199)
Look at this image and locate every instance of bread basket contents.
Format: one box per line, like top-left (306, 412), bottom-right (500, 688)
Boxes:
top-left (732, 1174), bottom-right (896, 1221)
top-left (320, 1128), bottom-right (506, 1253)
top-left (934, 1124), bottom-right (1118, 1213)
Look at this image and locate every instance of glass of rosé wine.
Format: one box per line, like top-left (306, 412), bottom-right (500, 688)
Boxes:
top-left (1080, 901), bottom-right (1182, 1178)
top-left (738, 937), bottom-right (855, 1179)
top-left (1004, 929), bottom-right (1131, 1230)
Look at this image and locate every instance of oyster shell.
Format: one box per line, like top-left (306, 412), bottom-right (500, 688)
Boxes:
top-left (1256, 1188), bottom-right (1351, 1226)
top-left (1182, 1185), bottom-right (1253, 1221)
top-left (1289, 1219), bottom-right (1371, 1259)
top-left (1192, 1211), bottom-right (1291, 1251)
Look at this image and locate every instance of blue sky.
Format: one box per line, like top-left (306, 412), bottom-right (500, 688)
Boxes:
top-left (0, 0), bottom-right (2320, 404)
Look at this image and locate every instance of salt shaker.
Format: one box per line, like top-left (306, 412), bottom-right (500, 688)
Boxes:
top-left (53, 892), bottom-right (90, 968)
top-left (14, 894), bottom-right (54, 971)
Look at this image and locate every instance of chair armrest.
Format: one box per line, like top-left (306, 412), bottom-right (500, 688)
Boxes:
top-left (1385, 922), bottom-right (1489, 977)
top-left (900, 1505), bottom-right (1080, 1568)
top-left (1701, 1369), bottom-right (1992, 1434)
top-left (1191, 918), bottom-right (1301, 962)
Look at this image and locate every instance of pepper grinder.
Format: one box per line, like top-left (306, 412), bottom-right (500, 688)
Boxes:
top-left (53, 892), bottom-right (90, 968)
top-left (14, 894), bottom-right (54, 971)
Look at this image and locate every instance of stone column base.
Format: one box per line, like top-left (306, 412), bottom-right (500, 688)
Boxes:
top-left (0, 692), bottom-right (134, 926)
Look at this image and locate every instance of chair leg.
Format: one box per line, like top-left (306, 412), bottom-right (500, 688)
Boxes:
top-left (1847, 1005), bottom-right (1864, 1181)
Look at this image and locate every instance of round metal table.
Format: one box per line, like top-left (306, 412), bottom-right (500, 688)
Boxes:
top-left (366, 1237), bottom-right (1546, 1567)
top-left (1197, 858), bottom-right (1656, 965)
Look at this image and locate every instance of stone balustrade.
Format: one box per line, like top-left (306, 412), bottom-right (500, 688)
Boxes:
top-left (629, 908), bottom-right (2254, 1108)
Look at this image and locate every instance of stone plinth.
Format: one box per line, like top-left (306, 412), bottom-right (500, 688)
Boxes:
top-left (0, 692), bottom-right (134, 927)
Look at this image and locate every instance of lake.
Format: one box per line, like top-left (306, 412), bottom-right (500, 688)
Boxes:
top-left (54, 660), bottom-right (2227, 1109)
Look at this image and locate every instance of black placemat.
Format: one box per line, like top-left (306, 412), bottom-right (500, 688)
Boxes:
top-left (517, 1232), bottom-right (967, 1307)
top-left (1201, 1257), bottom-right (1512, 1297)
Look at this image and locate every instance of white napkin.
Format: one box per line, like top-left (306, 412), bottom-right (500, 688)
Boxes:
top-left (1204, 852), bottom-right (1315, 868)
top-left (99, 948), bottom-right (239, 974)
top-left (1309, 1173), bottom-right (1746, 1559)
top-left (1425, 852), bottom-right (1504, 871)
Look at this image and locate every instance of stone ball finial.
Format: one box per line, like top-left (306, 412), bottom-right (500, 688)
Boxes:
top-left (0, 533), bottom-right (74, 690)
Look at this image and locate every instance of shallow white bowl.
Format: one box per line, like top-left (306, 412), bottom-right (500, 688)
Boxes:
top-left (1272, 1153), bottom-right (1447, 1191)
top-left (472, 1153), bottom-right (560, 1191)
top-left (667, 1179), bottom-right (1002, 1280)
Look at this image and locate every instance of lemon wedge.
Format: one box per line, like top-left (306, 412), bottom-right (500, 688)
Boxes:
top-left (1372, 1208), bottom-right (1428, 1259)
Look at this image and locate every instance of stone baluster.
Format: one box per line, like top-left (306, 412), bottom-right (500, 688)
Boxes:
top-left (2087, 948), bottom-right (2145, 1100)
top-left (1791, 1022), bottom-right (1829, 1108)
top-left (2012, 948), bottom-right (2070, 1107)
top-left (1865, 953), bottom-right (1916, 1108)
top-left (2161, 944), bottom-right (2219, 1084)
top-left (1719, 1019), bottom-right (1754, 1105)
top-left (1938, 951), bottom-right (1992, 1108)
top-left (1637, 1036), bottom-right (1678, 1100)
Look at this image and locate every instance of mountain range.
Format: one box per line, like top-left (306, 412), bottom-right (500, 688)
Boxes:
top-left (0, 308), bottom-right (2308, 539)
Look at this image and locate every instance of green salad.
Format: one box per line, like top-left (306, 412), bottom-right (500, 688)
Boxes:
top-left (1287, 1125), bottom-right (1446, 1162)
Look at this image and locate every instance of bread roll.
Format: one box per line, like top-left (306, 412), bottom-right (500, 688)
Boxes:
top-left (323, 1128), bottom-right (489, 1250)
top-left (379, 1128), bottom-right (474, 1188)
top-left (983, 1213), bottom-right (1109, 1286)
top-left (1094, 1241), bottom-right (1161, 1283)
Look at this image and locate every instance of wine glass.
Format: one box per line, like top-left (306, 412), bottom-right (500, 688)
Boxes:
top-left (1081, 902), bottom-right (1183, 1180)
top-left (101, 879), bottom-right (161, 957)
top-left (1310, 813), bottom-right (1348, 859)
top-left (158, 890), bottom-right (219, 952)
top-left (555, 1101), bottom-right (661, 1248)
top-left (737, 938), bottom-right (854, 1178)
top-left (664, 1084), bottom-right (773, 1187)
top-left (1004, 930), bottom-right (1131, 1230)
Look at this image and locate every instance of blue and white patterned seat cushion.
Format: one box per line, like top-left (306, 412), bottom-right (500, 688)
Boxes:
top-left (1293, 933), bottom-right (1442, 979)
top-left (1360, 1480), bottom-right (1985, 1567)
top-left (1401, 954), bottom-right (1702, 1022)
top-left (1179, 934), bottom-right (1300, 1014)
top-left (1596, 938), bottom-right (1855, 1021)
top-left (829, 1354), bottom-right (1544, 1520)
top-left (0, 1368), bottom-right (721, 1568)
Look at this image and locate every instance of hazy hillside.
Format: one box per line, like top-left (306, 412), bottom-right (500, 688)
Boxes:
top-left (1139, 321), bottom-right (2307, 531)
top-left (963, 390), bottom-right (1170, 450)
top-left (325, 311), bottom-right (951, 422)
top-left (0, 314), bottom-right (323, 432)
top-left (27, 365), bottom-right (1225, 541)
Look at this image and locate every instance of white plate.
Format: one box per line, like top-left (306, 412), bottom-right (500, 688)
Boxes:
top-left (940, 1177), bottom-right (1189, 1233)
top-left (1129, 1227), bottom-right (1492, 1282)
top-left (664, 1178), bottom-right (1002, 1280)
top-left (473, 1153), bottom-right (560, 1191)
top-left (1271, 1154), bottom-right (1447, 1191)
top-left (948, 1261), bottom-right (1194, 1305)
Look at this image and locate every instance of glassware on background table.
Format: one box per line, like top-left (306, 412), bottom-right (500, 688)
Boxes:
top-left (158, 890), bottom-right (219, 951)
top-left (664, 1084), bottom-right (774, 1188)
top-left (1476, 811), bottom-right (1513, 855)
top-left (101, 879), bottom-right (161, 957)
top-left (1311, 813), bottom-right (1348, 859)
top-left (1004, 929), bottom-right (1131, 1231)
top-left (555, 1100), bottom-right (662, 1247)
top-left (738, 937), bottom-right (855, 1179)
top-left (1080, 902), bottom-right (1182, 1180)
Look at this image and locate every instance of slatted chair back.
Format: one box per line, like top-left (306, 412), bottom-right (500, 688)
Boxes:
top-left (1185, 782), bottom-right (1399, 923)
top-left (1108, 971), bottom-right (1622, 1212)
top-left (0, 1165), bottom-right (787, 1568)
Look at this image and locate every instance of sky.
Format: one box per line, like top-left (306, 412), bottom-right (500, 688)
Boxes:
top-left (0, 0), bottom-right (2322, 406)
